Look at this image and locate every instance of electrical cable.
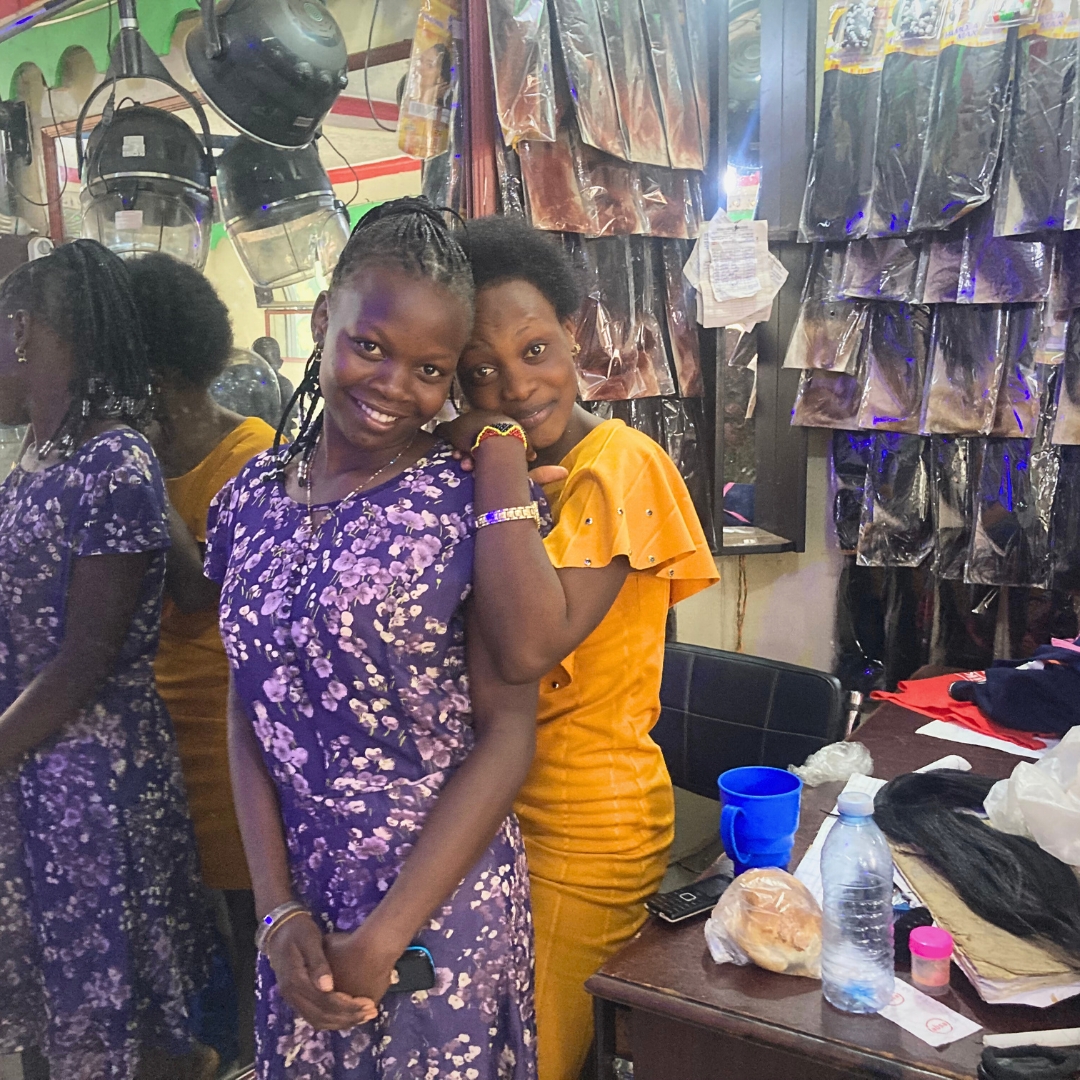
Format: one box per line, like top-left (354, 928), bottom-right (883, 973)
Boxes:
top-left (364, 0), bottom-right (398, 134)
top-left (319, 131), bottom-right (359, 208)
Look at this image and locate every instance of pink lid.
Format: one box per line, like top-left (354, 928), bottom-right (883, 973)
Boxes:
top-left (910, 926), bottom-right (953, 960)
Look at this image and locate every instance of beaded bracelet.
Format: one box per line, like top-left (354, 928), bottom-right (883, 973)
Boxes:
top-left (472, 422), bottom-right (527, 452)
top-left (475, 501), bottom-right (541, 530)
top-left (255, 900), bottom-right (311, 954)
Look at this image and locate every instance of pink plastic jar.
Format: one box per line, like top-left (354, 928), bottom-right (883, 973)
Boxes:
top-left (909, 926), bottom-right (953, 996)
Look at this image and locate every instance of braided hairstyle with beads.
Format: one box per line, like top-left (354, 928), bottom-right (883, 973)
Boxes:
top-left (276, 196), bottom-right (473, 460)
top-left (0, 238), bottom-right (151, 456)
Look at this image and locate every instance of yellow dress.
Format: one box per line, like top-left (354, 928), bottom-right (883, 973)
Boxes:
top-left (154, 417), bottom-right (277, 890)
top-left (515, 419), bottom-right (719, 1080)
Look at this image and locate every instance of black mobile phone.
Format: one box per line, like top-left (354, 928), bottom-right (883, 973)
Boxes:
top-left (645, 871), bottom-right (733, 925)
top-left (387, 945), bottom-right (436, 993)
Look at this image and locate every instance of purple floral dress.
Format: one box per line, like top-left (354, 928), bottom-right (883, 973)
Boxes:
top-left (205, 443), bottom-right (536, 1080)
top-left (0, 430), bottom-right (216, 1078)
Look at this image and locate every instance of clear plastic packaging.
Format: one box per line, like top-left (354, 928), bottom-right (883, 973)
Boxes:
top-left (684, 0), bottom-right (711, 165)
top-left (1049, 433), bottom-right (1080, 587)
top-left (783, 300), bottom-right (869, 373)
top-left (495, 123), bottom-right (526, 218)
top-left (630, 236), bottom-right (677, 397)
top-left (957, 208), bottom-right (1052, 304)
top-left (1052, 323), bottom-right (1080, 443)
top-left (789, 742), bottom-right (875, 786)
top-left (920, 224), bottom-right (966, 303)
top-left (662, 239), bottom-right (704, 396)
top-left (1051, 230), bottom-right (1080, 316)
top-left (920, 304), bottom-right (1008, 434)
top-left (580, 142), bottom-right (647, 236)
top-left (420, 23), bottom-right (465, 215)
top-left (931, 434), bottom-right (976, 579)
top-left (487, 0), bottom-right (557, 147)
top-left (841, 237), bottom-right (927, 300)
top-left (856, 302), bottom-right (931, 432)
top-left (791, 367), bottom-right (866, 428)
top-left (800, 2), bottom-right (890, 241)
top-left (832, 430), bottom-right (876, 551)
top-left (992, 0), bottom-right (1079, 236)
top-left (637, 164), bottom-right (691, 239)
top-left (398, 0), bottom-right (461, 160)
top-left (1034, 313), bottom-right (1069, 365)
top-left (856, 432), bottom-right (934, 566)
top-left (704, 868), bottom-right (823, 979)
top-left (911, 7), bottom-right (1015, 231)
top-left (519, 113), bottom-right (597, 234)
top-left (991, 305), bottom-right (1042, 437)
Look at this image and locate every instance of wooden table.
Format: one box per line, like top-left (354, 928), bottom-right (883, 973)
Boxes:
top-left (587, 703), bottom-right (1080, 1080)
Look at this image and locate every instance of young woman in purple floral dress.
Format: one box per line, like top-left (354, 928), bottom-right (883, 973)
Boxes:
top-left (0, 241), bottom-right (218, 1079)
top-left (205, 200), bottom-right (539, 1078)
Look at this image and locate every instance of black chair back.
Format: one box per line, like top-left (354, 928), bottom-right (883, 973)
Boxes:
top-left (654, 642), bottom-right (845, 800)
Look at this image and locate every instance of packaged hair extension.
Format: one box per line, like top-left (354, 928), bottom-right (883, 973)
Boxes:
top-left (519, 112), bottom-right (597, 234)
top-left (1050, 439), bottom-right (1080, 589)
top-left (595, 0), bottom-right (669, 166)
top-left (495, 123), bottom-right (526, 218)
top-left (920, 223), bottom-right (967, 302)
top-left (1035, 314), bottom-right (1069, 364)
top-left (800, 1), bottom-right (890, 241)
top-left (791, 365), bottom-right (866, 428)
top-left (911, 2), bottom-right (1015, 231)
top-left (856, 432), bottom-right (935, 567)
top-left (579, 145), bottom-right (647, 236)
top-left (661, 239), bottom-right (704, 396)
top-left (921, 304), bottom-right (1008, 433)
top-left (398, 0), bottom-right (461, 160)
top-left (1052, 311), bottom-right (1080, 441)
top-left (636, 164), bottom-right (691, 239)
top-left (639, 0), bottom-right (706, 170)
top-left (1051, 228), bottom-right (1080, 316)
top-left (549, 0), bottom-right (628, 159)
top-left (833, 430), bottom-right (876, 551)
top-left (487, 0), bottom-right (557, 147)
top-left (840, 236), bottom-right (927, 300)
top-left (630, 237), bottom-right (677, 397)
top-left (419, 13), bottom-right (465, 210)
top-left (957, 207), bottom-right (1052, 303)
top-left (805, 242), bottom-right (851, 303)
top-left (856, 303), bottom-right (931, 431)
top-left (990, 305), bottom-right (1042, 437)
top-left (683, 0), bottom-right (711, 166)
top-left (993, 0), bottom-right (1079, 236)
top-left (660, 396), bottom-right (716, 548)
top-left (783, 300), bottom-right (870, 373)
top-left (932, 435), bottom-right (976, 578)
top-left (867, 0), bottom-right (950, 236)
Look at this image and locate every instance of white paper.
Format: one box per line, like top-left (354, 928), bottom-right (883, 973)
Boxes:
top-left (915, 720), bottom-right (1056, 760)
top-left (877, 981), bottom-right (982, 1047)
top-left (708, 220), bottom-right (761, 300)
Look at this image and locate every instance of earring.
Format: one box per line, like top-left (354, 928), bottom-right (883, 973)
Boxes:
top-left (571, 342), bottom-right (581, 357)
top-left (15, 345), bottom-right (27, 363)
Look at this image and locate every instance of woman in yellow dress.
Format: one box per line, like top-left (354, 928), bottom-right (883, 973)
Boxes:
top-left (445, 218), bottom-right (719, 1080)
top-left (130, 254), bottom-right (278, 1065)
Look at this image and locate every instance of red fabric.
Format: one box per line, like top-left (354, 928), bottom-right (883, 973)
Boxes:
top-left (870, 671), bottom-right (1050, 751)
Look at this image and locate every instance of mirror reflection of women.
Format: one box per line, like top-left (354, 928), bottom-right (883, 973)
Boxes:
top-left (0, 240), bottom-right (218, 1079)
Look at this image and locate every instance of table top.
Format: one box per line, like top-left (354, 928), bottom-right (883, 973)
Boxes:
top-left (586, 703), bottom-right (1080, 1080)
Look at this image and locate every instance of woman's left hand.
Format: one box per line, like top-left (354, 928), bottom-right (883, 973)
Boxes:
top-left (324, 926), bottom-right (399, 1005)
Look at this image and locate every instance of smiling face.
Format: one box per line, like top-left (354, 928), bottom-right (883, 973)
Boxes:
top-left (458, 279), bottom-right (579, 451)
top-left (312, 263), bottom-right (472, 456)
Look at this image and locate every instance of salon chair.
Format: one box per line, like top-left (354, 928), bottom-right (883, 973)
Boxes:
top-left (654, 642), bottom-right (845, 799)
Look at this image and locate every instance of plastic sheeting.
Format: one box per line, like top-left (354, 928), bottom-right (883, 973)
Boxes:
top-left (957, 207), bottom-right (1052, 304)
top-left (487, 0), bottom-right (557, 147)
top-left (911, 8), bottom-right (1014, 231)
top-left (783, 300), bottom-right (869, 372)
top-left (920, 224), bottom-right (966, 303)
top-left (841, 236), bottom-right (927, 300)
top-left (993, 2), bottom-right (1078, 236)
top-left (931, 434), bottom-right (975, 579)
top-left (1052, 311), bottom-right (1080, 442)
top-left (791, 366), bottom-right (866, 428)
top-left (683, 0), bottom-right (711, 166)
top-left (856, 302), bottom-right (931, 432)
top-left (991, 305), bottom-right (1042, 437)
top-left (801, 2), bottom-right (889, 242)
top-left (920, 304), bottom-right (1008, 434)
top-left (856, 431), bottom-right (935, 566)
top-left (833, 430), bottom-right (876, 551)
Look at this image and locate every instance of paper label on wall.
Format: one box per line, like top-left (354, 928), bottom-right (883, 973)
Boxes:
top-left (121, 135), bottom-right (145, 158)
top-left (707, 221), bottom-right (761, 300)
top-left (878, 980), bottom-right (982, 1046)
top-left (114, 210), bottom-right (144, 231)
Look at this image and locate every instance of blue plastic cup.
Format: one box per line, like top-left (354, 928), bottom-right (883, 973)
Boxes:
top-left (718, 766), bottom-right (803, 876)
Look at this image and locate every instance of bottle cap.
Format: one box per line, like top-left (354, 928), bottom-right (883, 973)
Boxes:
top-left (909, 926), bottom-right (953, 960)
top-left (837, 791), bottom-right (875, 817)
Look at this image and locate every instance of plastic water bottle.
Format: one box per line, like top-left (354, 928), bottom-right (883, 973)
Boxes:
top-left (820, 790), bottom-right (895, 1013)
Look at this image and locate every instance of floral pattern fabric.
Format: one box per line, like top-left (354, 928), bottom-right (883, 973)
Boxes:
top-left (205, 443), bottom-right (536, 1080)
top-left (0, 430), bottom-right (215, 1079)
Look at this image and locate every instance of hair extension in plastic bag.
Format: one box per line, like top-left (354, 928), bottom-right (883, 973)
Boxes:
top-left (419, 16), bottom-right (465, 213)
top-left (920, 223), bottom-right (966, 302)
top-left (874, 770), bottom-right (1080, 963)
top-left (841, 236), bottom-right (927, 300)
top-left (833, 429), bottom-right (876, 551)
top-left (911, 9), bottom-right (1015, 232)
top-left (630, 236), bottom-right (676, 397)
top-left (805, 242), bottom-right (851, 302)
top-left (639, 0), bottom-right (706, 170)
top-left (487, 0), bottom-right (558, 146)
top-left (867, 0), bottom-right (949, 236)
top-left (800, 2), bottom-right (890, 241)
top-left (636, 164), bottom-right (691, 239)
top-left (993, 2), bottom-right (1079, 236)
top-left (684, 0), bottom-right (711, 165)
top-left (856, 432), bottom-right (934, 566)
top-left (1052, 310), bottom-right (1080, 442)
top-left (661, 239), bottom-right (703, 396)
top-left (579, 143), bottom-right (647, 236)
top-left (519, 111), bottom-right (597, 234)
top-left (931, 435), bottom-right (976, 579)
top-left (1050, 440), bottom-right (1080, 590)
top-left (958, 207), bottom-right (1052, 304)
top-left (920, 304), bottom-right (1008, 434)
top-left (791, 366), bottom-right (866, 428)
top-left (495, 121), bottom-right (527, 218)
top-left (783, 299), bottom-right (870, 372)
top-left (1035, 312), bottom-right (1069, 365)
top-left (660, 396), bottom-right (716, 549)
top-left (1051, 229), bottom-right (1080, 317)
top-left (398, 0), bottom-right (461, 160)
top-left (991, 305), bottom-right (1042, 437)
top-left (856, 302), bottom-right (931, 431)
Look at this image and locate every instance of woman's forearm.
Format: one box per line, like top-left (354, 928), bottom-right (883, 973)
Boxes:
top-left (164, 503), bottom-right (221, 613)
top-left (227, 679), bottom-right (296, 918)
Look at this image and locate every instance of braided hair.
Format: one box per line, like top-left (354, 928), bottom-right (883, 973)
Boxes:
top-left (276, 196), bottom-right (473, 460)
top-left (0, 239), bottom-right (151, 456)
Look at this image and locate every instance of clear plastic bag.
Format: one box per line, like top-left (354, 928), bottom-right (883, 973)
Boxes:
top-left (684, 0), bottom-right (711, 165)
top-left (1049, 438), bottom-right (1080, 588)
top-left (630, 237), bottom-right (677, 397)
top-left (1052, 311), bottom-right (1080, 442)
top-left (920, 304), bottom-right (1008, 434)
top-left (495, 122), bottom-right (527, 218)
top-left (789, 741), bottom-right (875, 786)
top-left (932, 434), bottom-right (976, 579)
top-left (856, 302), bottom-right (931, 432)
top-left (801, 3), bottom-right (890, 241)
top-left (637, 164), bottom-right (691, 239)
top-left (804, 242), bottom-right (851, 303)
top-left (1034, 313), bottom-right (1069, 365)
top-left (662, 239), bottom-right (704, 396)
top-left (841, 237), bottom-right (927, 301)
top-left (783, 300), bottom-right (869, 372)
top-left (991, 305), bottom-right (1042, 437)
top-left (703, 868), bottom-right (823, 978)
top-left (992, 2), bottom-right (1079, 236)
top-left (487, 0), bottom-right (557, 147)
top-left (856, 431), bottom-right (934, 567)
top-left (580, 143), bottom-right (647, 236)
top-left (398, 0), bottom-right (461, 160)
top-left (911, 8), bottom-right (1015, 231)
top-left (832, 430), bottom-right (876, 551)
top-left (791, 367), bottom-right (866, 428)
top-left (986, 727), bottom-right (1080, 868)
top-left (519, 112), bottom-right (597, 234)
top-left (957, 207), bottom-right (1052, 304)
top-left (1051, 230), bottom-right (1080, 317)
top-left (920, 224), bottom-right (966, 303)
